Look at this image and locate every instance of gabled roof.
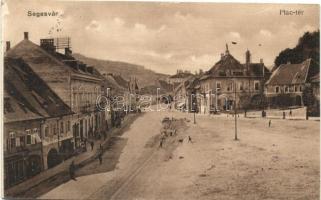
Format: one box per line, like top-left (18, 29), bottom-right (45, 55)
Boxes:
top-left (4, 57), bottom-right (73, 123)
top-left (208, 53), bottom-right (244, 75)
top-left (4, 88), bottom-right (44, 123)
top-left (247, 63), bottom-right (270, 77)
top-left (201, 51), bottom-right (270, 81)
top-left (266, 59), bottom-right (311, 85)
top-left (5, 38), bottom-right (102, 81)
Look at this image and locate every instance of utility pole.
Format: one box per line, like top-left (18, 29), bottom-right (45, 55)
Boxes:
top-left (234, 81), bottom-right (238, 140)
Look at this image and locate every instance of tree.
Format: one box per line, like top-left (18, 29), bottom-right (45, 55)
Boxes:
top-left (274, 30), bottom-right (320, 74)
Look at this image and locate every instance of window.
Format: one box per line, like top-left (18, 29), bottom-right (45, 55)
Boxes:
top-left (33, 128), bottom-right (38, 134)
top-left (227, 83), bottom-right (231, 91)
top-left (299, 86), bottom-right (303, 92)
top-left (15, 137), bottom-right (20, 147)
top-left (216, 82), bottom-right (221, 91)
top-left (9, 132), bottom-right (15, 149)
top-left (53, 124), bottom-right (57, 135)
top-left (26, 134), bottom-right (32, 145)
top-left (45, 126), bottom-right (49, 137)
top-left (67, 121), bottom-right (70, 132)
top-left (20, 136), bottom-right (25, 147)
top-left (285, 86), bottom-right (289, 93)
top-left (218, 71), bottom-right (226, 76)
top-left (254, 81), bottom-right (260, 91)
top-left (275, 86), bottom-right (280, 93)
top-left (60, 121), bottom-right (64, 134)
top-left (239, 82), bottom-right (244, 91)
top-left (233, 71), bottom-right (243, 76)
top-left (294, 86), bottom-right (298, 92)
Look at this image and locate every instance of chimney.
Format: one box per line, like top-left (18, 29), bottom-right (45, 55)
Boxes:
top-left (24, 32), bottom-right (29, 40)
top-left (260, 58), bottom-right (263, 64)
top-left (245, 49), bottom-right (251, 64)
top-left (225, 43), bottom-right (229, 55)
top-left (6, 41), bottom-right (10, 52)
top-left (40, 38), bottom-right (56, 53)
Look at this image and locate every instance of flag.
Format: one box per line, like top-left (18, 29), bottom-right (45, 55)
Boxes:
top-left (232, 41), bottom-right (237, 45)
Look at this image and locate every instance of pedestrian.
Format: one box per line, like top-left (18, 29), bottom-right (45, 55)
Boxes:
top-left (188, 136), bottom-right (192, 143)
top-left (159, 139), bottom-right (163, 148)
top-left (269, 120), bottom-right (271, 127)
top-left (90, 141), bottom-right (94, 151)
top-left (98, 152), bottom-right (102, 165)
top-left (69, 161), bottom-right (76, 180)
top-left (289, 109), bottom-right (292, 116)
top-left (283, 111), bottom-right (286, 119)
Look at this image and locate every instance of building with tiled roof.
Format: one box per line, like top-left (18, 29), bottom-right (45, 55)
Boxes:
top-left (4, 57), bottom-right (73, 189)
top-left (265, 59), bottom-right (314, 107)
top-left (5, 32), bottom-right (107, 171)
top-left (167, 70), bottom-right (194, 86)
top-left (196, 45), bottom-right (270, 113)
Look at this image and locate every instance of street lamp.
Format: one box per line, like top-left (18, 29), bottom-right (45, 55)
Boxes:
top-left (193, 102), bottom-right (196, 124)
top-left (234, 81), bottom-right (238, 141)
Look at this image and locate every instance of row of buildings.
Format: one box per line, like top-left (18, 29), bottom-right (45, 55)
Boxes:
top-left (172, 44), bottom-right (319, 115)
top-left (3, 32), bottom-right (139, 189)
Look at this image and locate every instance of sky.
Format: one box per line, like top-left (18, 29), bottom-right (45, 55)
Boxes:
top-left (3, 1), bottom-right (319, 75)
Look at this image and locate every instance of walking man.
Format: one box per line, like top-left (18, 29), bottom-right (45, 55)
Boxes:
top-left (90, 141), bottom-right (94, 151)
top-left (159, 139), bottom-right (163, 148)
top-left (269, 120), bottom-right (272, 127)
top-left (69, 161), bottom-right (76, 180)
top-left (98, 152), bottom-right (103, 165)
top-left (188, 136), bottom-right (193, 143)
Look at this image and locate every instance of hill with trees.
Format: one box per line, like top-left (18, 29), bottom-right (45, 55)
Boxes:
top-left (273, 30), bottom-right (319, 78)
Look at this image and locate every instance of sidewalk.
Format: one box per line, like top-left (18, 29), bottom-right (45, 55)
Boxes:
top-left (5, 114), bottom-right (139, 197)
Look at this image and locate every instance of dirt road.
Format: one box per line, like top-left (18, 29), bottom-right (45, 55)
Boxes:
top-left (40, 111), bottom-right (319, 200)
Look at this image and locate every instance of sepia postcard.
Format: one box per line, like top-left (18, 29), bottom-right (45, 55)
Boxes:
top-left (1, 0), bottom-right (320, 199)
